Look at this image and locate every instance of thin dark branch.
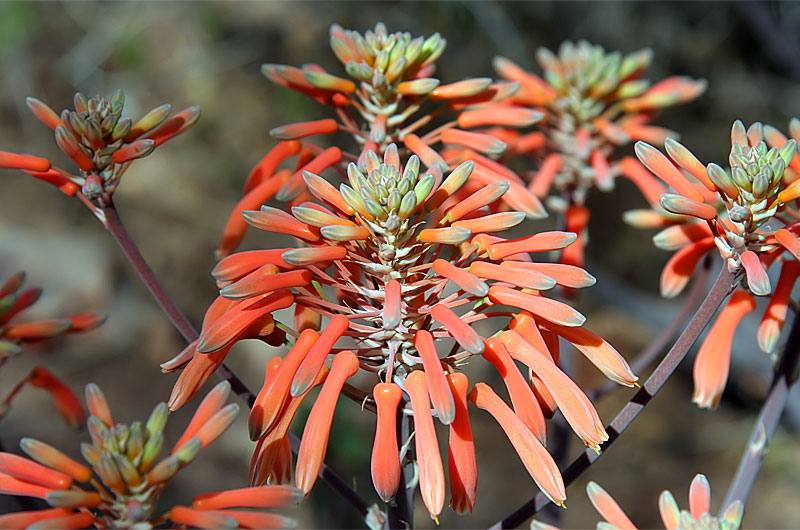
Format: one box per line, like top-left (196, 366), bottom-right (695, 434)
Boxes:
top-left (493, 265), bottom-right (738, 529)
top-left (721, 306), bottom-right (800, 511)
top-left (387, 403), bottom-right (415, 529)
top-left (590, 256), bottom-right (712, 401)
top-left (100, 200), bottom-right (371, 521)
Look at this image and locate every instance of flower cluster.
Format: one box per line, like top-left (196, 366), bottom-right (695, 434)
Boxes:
top-left (626, 120), bottom-right (800, 408)
top-left (491, 41), bottom-right (704, 268)
top-left (0, 271), bottom-right (104, 428)
top-left (0, 381), bottom-right (300, 529)
top-left (167, 143), bottom-right (637, 520)
top-left (0, 91), bottom-right (198, 216)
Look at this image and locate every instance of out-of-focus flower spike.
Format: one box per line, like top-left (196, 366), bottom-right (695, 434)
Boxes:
top-left (1, 288), bottom-right (40, 323)
top-left (405, 370), bottom-right (445, 522)
top-left (419, 227), bottom-right (472, 245)
top-left (590, 150), bottom-right (613, 191)
top-left (282, 246), bottom-right (347, 266)
top-left (295, 351), bottom-right (359, 495)
top-left (220, 270), bottom-right (312, 301)
top-left (458, 107), bottom-right (544, 129)
top-left (212, 250), bottom-right (291, 284)
top-left (0, 453), bottom-right (73, 490)
top-left (0, 472), bottom-right (55, 499)
top-left (433, 259), bottom-right (489, 297)
top-left (85, 383), bottom-right (113, 428)
top-left (758, 260), bottom-right (800, 353)
top-left (430, 304), bottom-right (484, 355)
top-left (541, 322), bottom-right (637, 387)
top-left (659, 193), bottom-right (718, 220)
top-left (664, 138), bottom-right (715, 191)
top-left (197, 291), bottom-right (294, 353)
top-left (483, 338), bottom-right (547, 443)
top-left (635, 142), bottom-right (705, 202)
top-left (492, 56), bottom-right (557, 105)
top-left (27, 367), bottom-right (84, 429)
top-left (441, 129), bottom-right (507, 158)
top-left (414, 330), bottom-right (457, 424)
top-left (658, 490), bottom-right (681, 530)
top-left (271, 119), bottom-right (339, 141)
top-left (276, 146), bottom-right (343, 202)
top-left (660, 237), bottom-right (715, 298)
top-left (243, 141), bottom-right (301, 194)
top-left (371, 382), bottom-right (402, 502)
top-left (488, 232), bottom-right (577, 260)
top-left (25, 97), bottom-right (63, 130)
top-left (19, 438), bottom-right (91, 483)
top-left (619, 156), bottom-right (668, 205)
top-left (383, 280), bottom-right (402, 330)
top-left (243, 206), bottom-right (320, 242)
top-left (741, 250), bottom-right (771, 296)
top-left (26, 512), bottom-right (95, 530)
top-left (688, 473), bottom-right (711, 519)
top-left (216, 170), bottom-right (292, 259)
top-left (0, 508), bottom-right (73, 529)
top-left (291, 315), bottom-right (349, 397)
top-left (586, 481), bottom-right (638, 530)
top-left (561, 206), bottom-right (589, 270)
top-left (653, 223), bottom-right (713, 251)
top-left (250, 330), bottom-right (318, 439)
top-left (404, 134), bottom-right (447, 169)
top-left (489, 286), bottom-right (585, 327)
top-left (446, 373), bottom-right (477, 515)
top-left (693, 290), bottom-right (756, 409)
top-left (0, 151), bottom-right (51, 172)
top-left (470, 261), bottom-right (556, 291)
top-left (173, 381), bottom-right (230, 451)
top-left (168, 506), bottom-right (238, 530)
top-left (529, 154), bottom-right (562, 199)
top-left (193, 484), bottom-right (303, 510)
top-left (469, 383), bottom-right (566, 507)
top-left (775, 229), bottom-right (800, 261)
top-left (142, 106), bottom-right (200, 147)
top-left (501, 330), bottom-right (608, 451)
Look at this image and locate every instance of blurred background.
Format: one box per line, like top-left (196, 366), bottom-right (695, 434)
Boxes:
top-left (1, 1), bottom-right (799, 527)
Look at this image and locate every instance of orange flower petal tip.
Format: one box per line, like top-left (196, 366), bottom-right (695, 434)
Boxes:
top-left (487, 232), bottom-right (577, 260)
top-left (659, 193), bottom-right (717, 220)
top-left (270, 119), bottom-right (338, 140)
top-left (281, 246), bottom-right (347, 266)
top-left (488, 286), bottom-right (585, 327)
top-left (688, 474), bottom-right (711, 519)
top-left (430, 304), bottom-right (484, 355)
top-left (291, 315), bottom-right (349, 397)
top-left (0, 453), bottom-right (73, 490)
top-left (414, 330), bottom-right (456, 424)
top-left (19, 438), bottom-right (91, 483)
top-left (168, 506), bottom-right (239, 529)
top-left (634, 141), bottom-right (704, 202)
top-left (0, 151), bottom-right (51, 172)
top-left (433, 259), bottom-right (489, 297)
top-left (586, 481), bottom-right (638, 530)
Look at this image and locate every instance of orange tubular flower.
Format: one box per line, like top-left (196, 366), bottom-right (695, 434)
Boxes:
top-left (173, 143), bottom-right (635, 513)
top-left (1, 92), bottom-right (197, 219)
top-left (488, 42), bottom-right (704, 256)
top-left (532, 474), bottom-right (743, 530)
top-left (0, 272), bottom-right (104, 427)
top-left (0, 381), bottom-right (299, 529)
top-left (627, 120), bottom-right (800, 407)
